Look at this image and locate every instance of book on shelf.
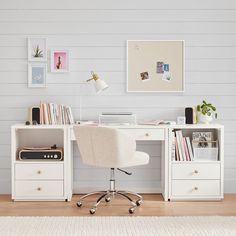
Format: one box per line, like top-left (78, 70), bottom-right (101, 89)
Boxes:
top-left (39, 102), bottom-right (74, 125)
top-left (173, 130), bottom-right (194, 162)
top-left (139, 120), bottom-right (176, 126)
top-left (171, 135), bottom-right (176, 161)
top-left (186, 137), bottom-right (194, 161)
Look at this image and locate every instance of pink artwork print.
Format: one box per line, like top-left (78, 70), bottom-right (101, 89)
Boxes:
top-left (54, 52), bottom-right (67, 70)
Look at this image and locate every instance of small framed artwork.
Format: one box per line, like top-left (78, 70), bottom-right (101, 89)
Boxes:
top-left (127, 40), bottom-right (184, 92)
top-left (51, 49), bottom-right (70, 73)
top-left (28, 38), bottom-right (47, 61)
top-left (28, 63), bottom-right (47, 88)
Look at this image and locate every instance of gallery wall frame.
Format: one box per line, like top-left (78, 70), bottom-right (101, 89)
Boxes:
top-left (28, 63), bottom-right (47, 88)
top-left (126, 40), bottom-right (185, 93)
top-left (28, 38), bottom-right (47, 62)
top-left (51, 49), bottom-right (70, 73)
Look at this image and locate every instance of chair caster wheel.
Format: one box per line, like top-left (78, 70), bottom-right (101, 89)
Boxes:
top-left (105, 197), bottom-right (111, 202)
top-left (136, 199), bottom-right (142, 206)
top-left (90, 207), bottom-right (96, 214)
top-left (77, 202), bottom-right (82, 207)
top-left (129, 207), bottom-right (135, 214)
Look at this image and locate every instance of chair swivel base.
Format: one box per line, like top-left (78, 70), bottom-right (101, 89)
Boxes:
top-left (76, 189), bottom-right (143, 214)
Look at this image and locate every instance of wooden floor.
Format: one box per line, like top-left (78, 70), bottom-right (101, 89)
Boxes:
top-left (1, 194), bottom-right (236, 216)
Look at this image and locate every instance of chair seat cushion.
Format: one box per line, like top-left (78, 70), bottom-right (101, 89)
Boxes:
top-left (122, 151), bottom-right (150, 168)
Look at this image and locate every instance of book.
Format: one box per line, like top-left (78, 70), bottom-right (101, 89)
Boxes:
top-left (39, 102), bottom-right (74, 125)
top-left (171, 135), bottom-right (176, 161)
top-left (176, 130), bottom-right (186, 161)
top-left (183, 137), bottom-right (190, 161)
top-left (175, 139), bottom-right (180, 161)
top-left (186, 137), bottom-right (194, 161)
top-left (139, 120), bottom-right (164, 126)
top-left (175, 131), bottom-right (184, 161)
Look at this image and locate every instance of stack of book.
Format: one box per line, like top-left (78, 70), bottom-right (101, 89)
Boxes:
top-left (40, 102), bottom-right (74, 125)
top-left (172, 130), bottom-right (194, 161)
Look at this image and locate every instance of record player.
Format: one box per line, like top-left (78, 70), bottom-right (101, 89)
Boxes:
top-left (18, 145), bottom-right (63, 161)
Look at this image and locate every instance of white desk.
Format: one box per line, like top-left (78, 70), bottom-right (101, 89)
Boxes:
top-left (70, 125), bottom-right (169, 201)
top-left (11, 124), bottom-right (224, 202)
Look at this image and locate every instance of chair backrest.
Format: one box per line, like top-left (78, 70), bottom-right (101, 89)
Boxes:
top-left (73, 126), bottom-right (136, 168)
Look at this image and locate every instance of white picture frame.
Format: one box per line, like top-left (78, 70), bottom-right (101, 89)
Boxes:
top-left (28, 63), bottom-right (47, 88)
top-left (28, 38), bottom-right (47, 62)
top-left (51, 49), bottom-right (70, 73)
top-left (127, 40), bottom-right (185, 93)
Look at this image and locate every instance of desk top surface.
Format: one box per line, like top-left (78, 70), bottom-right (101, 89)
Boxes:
top-left (12, 123), bottom-right (224, 129)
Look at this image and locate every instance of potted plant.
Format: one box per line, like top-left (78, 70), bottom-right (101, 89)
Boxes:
top-left (197, 100), bottom-right (217, 124)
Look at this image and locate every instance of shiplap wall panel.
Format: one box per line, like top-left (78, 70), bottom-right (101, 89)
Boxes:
top-left (0, 0), bottom-right (236, 193)
top-left (2, 34), bottom-right (236, 47)
top-left (0, 0), bottom-right (235, 10)
top-left (1, 71), bottom-right (236, 84)
top-left (2, 46), bottom-right (236, 59)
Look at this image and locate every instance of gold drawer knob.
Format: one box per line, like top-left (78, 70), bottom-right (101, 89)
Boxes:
top-left (194, 187), bottom-right (198, 191)
top-left (194, 170), bottom-right (199, 174)
top-left (145, 133), bottom-right (150, 137)
top-left (37, 170), bottom-right (42, 174)
top-left (37, 187), bottom-right (42, 191)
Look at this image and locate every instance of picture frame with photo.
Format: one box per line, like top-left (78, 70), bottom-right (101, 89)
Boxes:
top-left (28, 38), bottom-right (47, 62)
top-left (28, 63), bottom-right (47, 88)
top-left (51, 49), bottom-right (70, 73)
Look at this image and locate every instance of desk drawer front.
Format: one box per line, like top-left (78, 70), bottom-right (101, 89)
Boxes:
top-left (15, 163), bottom-right (64, 180)
top-left (172, 180), bottom-right (220, 196)
top-left (15, 180), bottom-right (64, 197)
top-left (123, 129), bottom-right (165, 141)
top-left (172, 163), bottom-right (220, 180)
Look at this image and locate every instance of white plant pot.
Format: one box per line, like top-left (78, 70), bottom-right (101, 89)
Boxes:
top-left (199, 113), bottom-right (213, 124)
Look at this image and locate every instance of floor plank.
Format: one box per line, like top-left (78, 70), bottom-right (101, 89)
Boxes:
top-left (1, 194), bottom-right (236, 216)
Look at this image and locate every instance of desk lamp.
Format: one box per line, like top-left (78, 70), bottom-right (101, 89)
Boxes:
top-left (86, 71), bottom-right (108, 94)
top-left (79, 72), bottom-right (108, 121)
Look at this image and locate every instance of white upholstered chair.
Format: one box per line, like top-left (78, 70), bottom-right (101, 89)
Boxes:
top-left (73, 125), bottom-right (149, 214)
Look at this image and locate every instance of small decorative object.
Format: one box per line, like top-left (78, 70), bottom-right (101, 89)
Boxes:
top-left (51, 49), bottom-right (69, 73)
top-left (127, 40), bottom-right (184, 92)
top-left (192, 131), bottom-right (218, 161)
top-left (192, 132), bottom-right (213, 148)
top-left (28, 63), bottom-right (47, 88)
top-left (28, 38), bottom-right (47, 61)
top-left (185, 107), bottom-right (197, 124)
top-left (197, 100), bottom-right (217, 124)
top-left (177, 116), bottom-right (186, 125)
top-left (86, 71), bottom-right (108, 94)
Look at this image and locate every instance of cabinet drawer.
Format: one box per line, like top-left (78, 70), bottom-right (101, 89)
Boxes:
top-left (15, 180), bottom-right (64, 197)
top-left (172, 163), bottom-right (220, 180)
top-left (123, 129), bottom-right (165, 141)
top-left (172, 180), bottom-right (220, 196)
top-left (15, 163), bottom-right (64, 180)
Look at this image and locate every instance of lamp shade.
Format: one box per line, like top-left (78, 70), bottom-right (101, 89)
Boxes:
top-left (94, 79), bottom-right (109, 94)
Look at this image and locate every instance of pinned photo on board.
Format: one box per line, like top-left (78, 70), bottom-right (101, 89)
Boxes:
top-left (163, 64), bottom-right (169, 72)
top-left (162, 71), bottom-right (172, 82)
top-left (140, 72), bottom-right (150, 81)
top-left (156, 62), bottom-right (164, 73)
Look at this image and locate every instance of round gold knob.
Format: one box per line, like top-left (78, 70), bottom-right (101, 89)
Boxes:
top-left (37, 187), bottom-right (42, 191)
top-left (194, 170), bottom-right (199, 174)
top-left (37, 170), bottom-right (42, 174)
top-left (145, 133), bottom-right (149, 137)
top-left (194, 187), bottom-right (198, 191)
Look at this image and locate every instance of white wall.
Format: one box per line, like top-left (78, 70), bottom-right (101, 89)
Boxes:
top-left (0, 0), bottom-right (236, 193)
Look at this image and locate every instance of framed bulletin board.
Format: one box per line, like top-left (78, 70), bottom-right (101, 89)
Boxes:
top-left (127, 40), bottom-right (184, 92)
